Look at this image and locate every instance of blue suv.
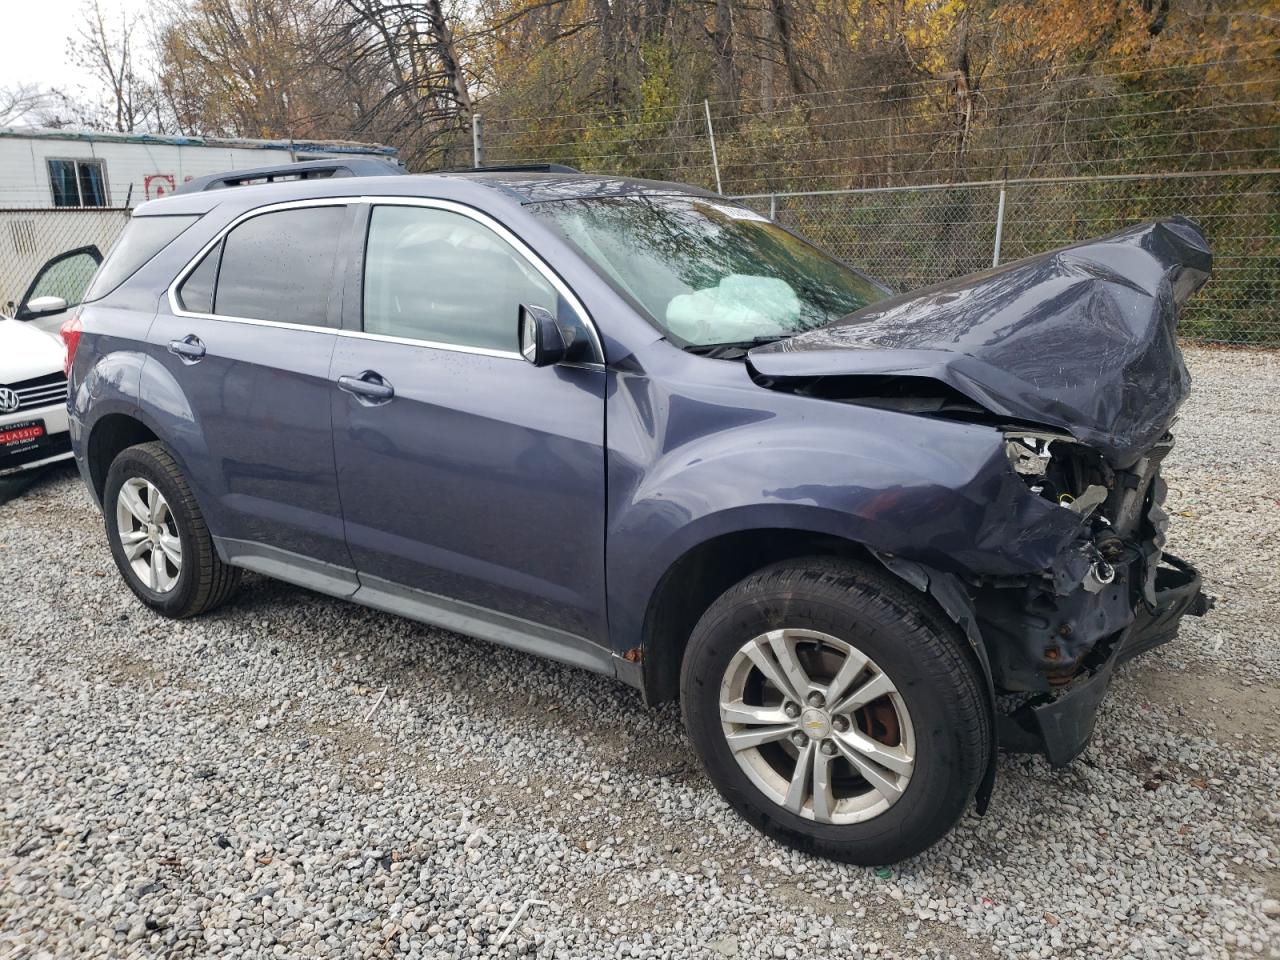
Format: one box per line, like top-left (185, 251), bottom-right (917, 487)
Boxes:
top-left (65, 160), bottom-right (1212, 863)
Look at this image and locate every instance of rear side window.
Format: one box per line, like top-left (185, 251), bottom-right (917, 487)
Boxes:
top-left (211, 206), bottom-right (347, 326)
top-left (85, 214), bottom-right (199, 301)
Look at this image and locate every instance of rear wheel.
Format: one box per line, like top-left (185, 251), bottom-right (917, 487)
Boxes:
top-left (680, 557), bottom-right (988, 864)
top-left (104, 442), bottom-right (240, 618)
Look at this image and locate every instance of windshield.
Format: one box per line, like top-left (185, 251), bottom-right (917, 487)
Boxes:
top-left (528, 194), bottom-right (887, 347)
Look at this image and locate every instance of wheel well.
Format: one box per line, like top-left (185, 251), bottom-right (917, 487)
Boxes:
top-left (87, 414), bottom-right (158, 502)
top-left (640, 529), bottom-right (875, 704)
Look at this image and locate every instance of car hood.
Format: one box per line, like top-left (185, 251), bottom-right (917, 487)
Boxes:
top-left (748, 217), bottom-right (1212, 466)
top-left (0, 318), bottom-right (65, 384)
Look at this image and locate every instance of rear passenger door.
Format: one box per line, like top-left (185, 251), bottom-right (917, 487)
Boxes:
top-left (330, 200), bottom-right (609, 646)
top-left (150, 202), bottom-right (358, 588)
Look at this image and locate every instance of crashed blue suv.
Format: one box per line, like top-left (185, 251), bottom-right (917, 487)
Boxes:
top-left (65, 160), bottom-right (1212, 864)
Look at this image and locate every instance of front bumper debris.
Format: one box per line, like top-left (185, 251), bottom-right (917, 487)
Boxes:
top-left (996, 554), bottom-right (1210, 767)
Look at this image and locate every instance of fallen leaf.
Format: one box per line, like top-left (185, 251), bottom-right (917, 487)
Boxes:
top-left (1045, 912), bottom-right (1059, 926)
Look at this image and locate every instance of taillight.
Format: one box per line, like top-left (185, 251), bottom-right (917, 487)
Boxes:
top-left (60, 309), bottom-right (82, 377)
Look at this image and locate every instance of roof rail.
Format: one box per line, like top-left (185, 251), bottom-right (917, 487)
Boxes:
top-left (439, 163), bottom-right (581, 174)
top-left (175, 157), bottom-right (405, 194)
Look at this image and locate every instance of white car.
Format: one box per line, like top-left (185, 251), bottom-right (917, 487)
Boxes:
top-left (0, 245), bottom-right (102, 476)
top-left (0, 317), bottom-right (72, 476)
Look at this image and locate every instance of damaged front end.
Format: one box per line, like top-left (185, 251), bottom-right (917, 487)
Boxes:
top-left (746, 216), bottom-right (1216, 769)
top-left (981, 431), bottom-right (1212, 766)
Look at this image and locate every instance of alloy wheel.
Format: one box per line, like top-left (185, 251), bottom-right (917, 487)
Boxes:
top-left (718, 628), bottom-right (916, 824)
top-left (115, 477), bottom-right (182, 593)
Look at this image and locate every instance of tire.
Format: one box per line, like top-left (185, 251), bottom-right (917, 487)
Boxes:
top-left (103, 441), bottom-right (240, 618)
top-left (680, 556), bottom-right (989, 865)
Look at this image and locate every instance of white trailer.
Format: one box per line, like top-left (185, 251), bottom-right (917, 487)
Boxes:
top-left (0, 128), bottom-right (398, 313)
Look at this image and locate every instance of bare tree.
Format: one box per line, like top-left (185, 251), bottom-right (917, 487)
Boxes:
top-left (323, 0), bottom-right (477, 164)
top-left (55, 0), bottom-right (162, 132)
top-left (0, 84), bottom-right (52, 126)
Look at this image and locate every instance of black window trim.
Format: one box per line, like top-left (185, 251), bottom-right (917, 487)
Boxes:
top-left (175, 235), bottom-right (224, 315)
top-left (47, 157), bottom-right (110, 208)
top-left (167, 196), bottom-right (604, 365)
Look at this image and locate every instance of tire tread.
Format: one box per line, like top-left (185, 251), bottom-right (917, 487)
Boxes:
top-left (680, 555), bottom-right (990, 864)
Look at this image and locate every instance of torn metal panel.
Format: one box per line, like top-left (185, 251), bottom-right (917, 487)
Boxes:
top-left (747, 218), bottom-right (1212, 467)
top-left (998, 553), bottom-right (1210, 766)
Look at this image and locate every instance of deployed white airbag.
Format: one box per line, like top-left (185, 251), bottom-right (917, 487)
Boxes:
top-left (665, 274), bottom-right (801, 344)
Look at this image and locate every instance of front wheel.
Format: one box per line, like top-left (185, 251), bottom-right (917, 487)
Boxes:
top-left (680, 557), bottom-right (989, 865)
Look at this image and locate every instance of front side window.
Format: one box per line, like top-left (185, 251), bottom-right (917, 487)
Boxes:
top-left (362, 204), bottom-right (556, 352)
top-left (48, 159), bottom-right (108, 207)
top-left (529, 194), bottom-right (887, 347)
top-left (212, 205), bottom-right (347, 326)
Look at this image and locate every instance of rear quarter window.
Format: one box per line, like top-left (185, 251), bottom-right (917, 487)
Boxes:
top-left (177, 245), bottom-right (219, 314)
top-left (84, 214), bottom-right (200, 301)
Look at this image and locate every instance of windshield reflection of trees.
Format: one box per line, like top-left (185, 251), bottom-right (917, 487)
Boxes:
top-left (538, 195), bottom-right (886, 337)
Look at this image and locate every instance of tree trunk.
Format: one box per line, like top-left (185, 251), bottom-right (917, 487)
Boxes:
top-left (424, 0), bottom-right (472, 115)
top-left (770, 0), bottom-right (805, 96)
top-left (713, 0), bottom-right (736, 103)
top-left (759, 3), bottom-right (774, 111)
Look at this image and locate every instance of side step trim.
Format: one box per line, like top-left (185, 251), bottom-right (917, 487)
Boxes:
top-left (216, 537), bottom-right (359, 597)
top-left (213, 537), bottom-right (624, 682)
top-left (354, 573), bottom-right (618, 678)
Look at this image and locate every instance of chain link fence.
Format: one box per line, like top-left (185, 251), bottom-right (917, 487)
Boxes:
top-left (733, 169), bottom-right (1279, 345)
top-left (0, 170), bottom-right (1273, 345)
top-left (0, 207), bottom-right (131, 317)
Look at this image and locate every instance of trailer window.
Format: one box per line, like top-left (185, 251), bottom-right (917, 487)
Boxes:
top-left (49, 159), bottom-right (108, 207)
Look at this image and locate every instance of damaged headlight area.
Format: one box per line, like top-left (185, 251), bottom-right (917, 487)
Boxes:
top-left (985, 432), bottom-right (1140, 684)
top-left (1003, 431), bottom-right (1112, 522)
top-left (980, 430), bottom-right (1212, 764)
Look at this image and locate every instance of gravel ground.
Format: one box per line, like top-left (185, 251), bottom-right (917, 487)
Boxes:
top-left (1, 346), bottom-right (1278, 960)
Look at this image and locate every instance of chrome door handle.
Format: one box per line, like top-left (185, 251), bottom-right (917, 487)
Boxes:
top-left (337, 372), bottom-right (395, 403)
top-left (167, 335), bottom-right (206, 363)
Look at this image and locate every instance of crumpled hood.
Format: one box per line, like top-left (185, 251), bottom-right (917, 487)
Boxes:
top-left (748, 217), bottom-right (1212, 466)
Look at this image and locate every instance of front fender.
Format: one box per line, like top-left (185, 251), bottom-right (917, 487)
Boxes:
top-left (604, 355), bottom-right (1083, 656)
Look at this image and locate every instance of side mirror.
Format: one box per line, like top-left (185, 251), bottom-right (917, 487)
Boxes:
top-left (518, 303), bottom-right (567, 367)
top-left (23, 295), bottom-right (68, 317)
